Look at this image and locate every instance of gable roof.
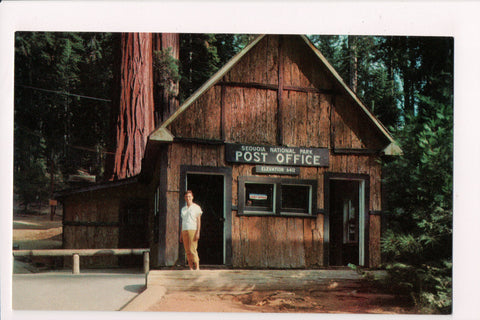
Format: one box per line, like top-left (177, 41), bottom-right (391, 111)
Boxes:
top-left (150, 34), bottom-right (402, 155)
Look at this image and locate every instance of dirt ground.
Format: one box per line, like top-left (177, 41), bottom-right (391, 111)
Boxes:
top-left (12, 209), bottom-right (418, 314)
top-left (145, 282), bottom-right (415, 314)
top-left (13, 214), bottom-right (63, 247)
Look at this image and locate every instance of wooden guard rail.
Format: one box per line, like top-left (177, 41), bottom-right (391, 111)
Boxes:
top-left (13, 248), bottom-right (150, 275)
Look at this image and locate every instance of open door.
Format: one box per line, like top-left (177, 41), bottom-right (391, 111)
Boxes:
top-left (186, 173), bottom-right (225, 265)
top-left (326, 174), bottom-right (368, 267)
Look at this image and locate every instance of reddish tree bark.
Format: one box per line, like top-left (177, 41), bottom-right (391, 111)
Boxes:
top-left (153, 33), bottom-right (180, 124)
top-left (112, 33), bottom-right (155, 180)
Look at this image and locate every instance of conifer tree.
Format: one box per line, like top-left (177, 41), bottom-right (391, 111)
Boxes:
top-left (111, 33), bottom-right (155, 180)
top-left (153, 33), bottom-right (180, 124)
top-left (14, 32), bottom-right (86, 208)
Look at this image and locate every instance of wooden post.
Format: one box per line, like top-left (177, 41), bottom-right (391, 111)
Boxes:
top-left (73, 254), bottom-right (80, 274)
top-left (49, 199), bottom-right (57, 221)
top-left (143, 251), bottom-right (150, 274)
top-left (11, 248), bottom-right (151, 273)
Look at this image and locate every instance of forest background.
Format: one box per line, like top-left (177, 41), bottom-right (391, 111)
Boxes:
top-left (13, 33), bottom-right (453, 313)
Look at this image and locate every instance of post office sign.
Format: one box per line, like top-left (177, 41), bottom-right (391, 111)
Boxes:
top-left (225, 143), bottom-right (329, 167)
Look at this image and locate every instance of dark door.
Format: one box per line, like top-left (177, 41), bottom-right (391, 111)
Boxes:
top-left (329, 180), bottom-right (360, 266)
top-left (186, 173), bottom-right (225, 265)
top-left (119, 199), bottom-right (148, 266)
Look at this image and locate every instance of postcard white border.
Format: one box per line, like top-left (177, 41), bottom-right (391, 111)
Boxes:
top-left (2, 1), bottom-right (479, 320)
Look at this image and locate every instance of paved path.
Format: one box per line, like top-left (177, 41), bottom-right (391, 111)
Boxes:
top-left (12, 270), bottom-right (146, 311)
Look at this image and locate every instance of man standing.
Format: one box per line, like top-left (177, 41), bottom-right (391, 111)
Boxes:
top-left (180, 190), bottom-right (203, 270)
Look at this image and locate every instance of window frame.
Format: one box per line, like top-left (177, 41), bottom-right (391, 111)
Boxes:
top-left (238, 176), bottom-right (317, 217)
top-left (242, 181), bottom-right (276, 215)
top-left (279, 183), bottom-right (313, 216)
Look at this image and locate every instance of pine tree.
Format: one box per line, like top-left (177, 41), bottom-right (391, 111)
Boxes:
top-left (310, 34), bottom-right (453, 312)
top-left (381, 37), bottom-right (453, 313)
top-left (73, 33), bottom-right (115, 179)
top-left (14, 32), bottom-right (86, 207)
top-left (309, 35), bottom-right (401, 128)
top-left (179, 34), bottom-right (220, 101)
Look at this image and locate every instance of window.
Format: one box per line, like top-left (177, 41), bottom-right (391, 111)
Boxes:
top-left (238, 176), bottom-right (317, 217)
top-left (244, 182), bottom-right (275, 214)
top-left (281, 184), bottom-right (311, 214)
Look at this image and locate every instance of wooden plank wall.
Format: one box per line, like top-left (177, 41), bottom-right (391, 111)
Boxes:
top-left (169, 35), bottom-right (382, 152)
top-left (63, 226), bottom-right (118, 267)
top-left (334, 96), bottom-right (385, 150)
top-left (162, 143), bottom-right (226, 265)
top-left (229, 156), bottom-right (382, 268)
top-left (230, 163), bottom-right (326, 268)
top-left (164, 143), bottom-right (327, 269)
top-left (63, 192), bottom-right (121, 266)
top-left (224, 87), bottom-right (277, 145)
top-left (224, 35), bottom-right (279, 85)
top-left (63, 184), bottom-right (153, 267)
top-left (282, 36), bottom-right (333, 91)
top-left (163, 34), bottom-right (384, 268)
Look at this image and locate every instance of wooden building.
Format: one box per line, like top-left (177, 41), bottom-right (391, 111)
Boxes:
top-left (56, 177), bottom-right (154, 267)
top-left (57, 34), bottom-right (401, 269)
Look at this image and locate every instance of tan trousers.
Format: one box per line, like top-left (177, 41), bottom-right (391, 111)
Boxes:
top-left (181, 230), bottom-right (199, 268)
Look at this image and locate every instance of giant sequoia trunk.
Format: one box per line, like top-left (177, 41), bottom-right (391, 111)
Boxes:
top-left (153, 33), bottom-right (180, 124)
top-left (112, 33), bottom-right (155, 180)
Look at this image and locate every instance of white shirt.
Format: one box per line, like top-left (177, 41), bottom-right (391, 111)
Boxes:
top-left (181, 203), bottom-right (203, 231)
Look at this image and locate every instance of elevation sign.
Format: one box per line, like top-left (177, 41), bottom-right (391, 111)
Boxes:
top-left (225, 143), bottom-right (329, 167)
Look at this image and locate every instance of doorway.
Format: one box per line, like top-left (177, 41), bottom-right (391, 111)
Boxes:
top-left (184, 170), bottom-right (227, 265)
top-left (325, 174), bottom-right (369, 267)
top-left (119, 199), bottom-right (148, 266)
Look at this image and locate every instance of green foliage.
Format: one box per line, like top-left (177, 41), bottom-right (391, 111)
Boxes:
top-left (178, 33), bottom-right (251, 101)
top-left (309, 35), bottom-right (401, 129)
top-left (214, 34), bottom-right (253, 65)
top-left (15, 32), bottom-right (247, 205)
top-left (14, 32), bottom-right (247, 203)
top-left (153, 47), bottom-right (181, 95)
top-left (71, 33), bottom-right (115, 178)
top-left (14, 32), bottom-right (115, 206)
top-left (384, 100), bottom-right (453, 218)
top-left (13, 149), bottom-right (50, 211)
top-left (416, 260), bottom-right (452, 313)
top-left (382, 92), bottom-right (453, 313)
top-left (179, 34), bottom-right (220, 101)
top-left (379, 36), bottom-right (453, 313)
top-left (384, 262), bottom-right (417, 292)
top-left (347, 263), bottom-right (375, 281)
